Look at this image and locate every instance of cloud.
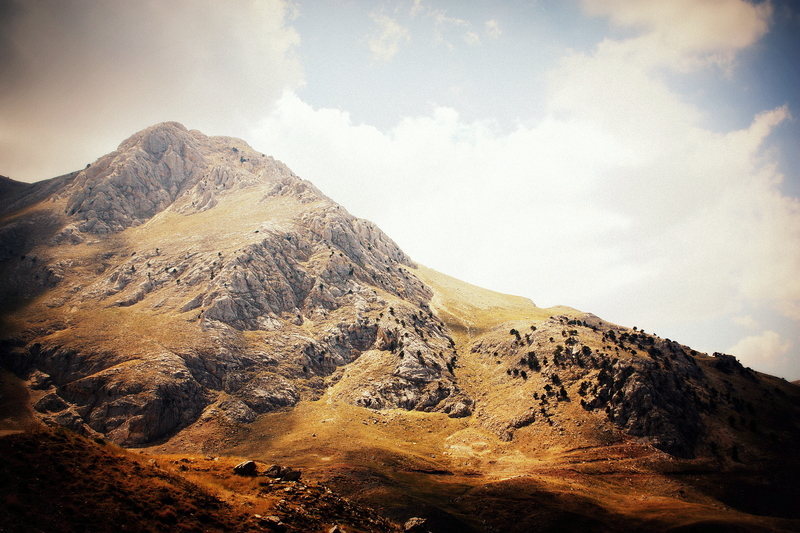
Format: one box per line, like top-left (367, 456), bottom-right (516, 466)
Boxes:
top-left (410, 0), bottom-right (425, 18)
top-left (727, 330), bottom-right (792, 372)
top-left (367, 4), bottom-right (502, 56)
top-left (464, 30), bottom-right (481, 46)
top-left (581, 0), bottom-right (773, 71)
top-left (251, 86), bottom-right (797, 321)
top-left (485, 19), bottom-right (502, 39)
top-left (0, 0), bottom-right (303, 182)
top-left (416, 6), bottom-right (475, 49)
top-left (732, 315), bottom-right (760, 330)
top-left (367, 13), bottom-right (410, 62)
top-left (541, 28), bottom-right (800, 334)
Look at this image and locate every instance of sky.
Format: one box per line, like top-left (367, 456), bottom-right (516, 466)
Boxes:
top-left (1, 0), bottom-right (799, 380)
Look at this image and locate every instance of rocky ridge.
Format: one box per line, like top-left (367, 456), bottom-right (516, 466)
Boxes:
top-left (464, 315), bottom-right (707, 457)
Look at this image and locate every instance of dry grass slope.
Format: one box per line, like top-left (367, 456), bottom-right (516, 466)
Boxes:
top-left (0, 428), bottom-right (400, 533)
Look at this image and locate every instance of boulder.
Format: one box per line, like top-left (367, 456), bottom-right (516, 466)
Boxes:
top-left (281, 467), bottom-right (302, 482)
top-left (259, 515), bottom-right (286, 532)
top-left (263, 464), bottom-right (301, 481)
top-left (233, 460), bottom-right (257, 476)
top-left (34, 393), bottom-right (69, 413)
top-left (404, 517), bottom-right (428, 532)
top-left (264, 464), bottom-right (283, 478)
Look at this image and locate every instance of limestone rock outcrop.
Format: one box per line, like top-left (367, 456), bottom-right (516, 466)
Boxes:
top-left (0, 122), bottom-right (470, 445)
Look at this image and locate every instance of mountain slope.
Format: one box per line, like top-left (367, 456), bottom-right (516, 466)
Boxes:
top-left (2, 122), bottom-right (800, 531)
top-left (0, 122), bottom-right (475, 446)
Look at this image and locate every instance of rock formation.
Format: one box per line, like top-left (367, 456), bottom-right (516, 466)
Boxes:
top-left (0, 122), bottom-right (470, 446)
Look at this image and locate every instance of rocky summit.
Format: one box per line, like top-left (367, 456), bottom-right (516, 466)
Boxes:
top-left (2, 122), bottom-right (800, 532)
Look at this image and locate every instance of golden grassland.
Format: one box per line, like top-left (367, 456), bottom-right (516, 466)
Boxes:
top-left (3, 392), bottom-right (798, 532)
top-left (411, 264), bottom-right (577, 339)
top-left (161, 386), bottom-right (799, 532)
top-left (128, 189), bottom-right (316, 256)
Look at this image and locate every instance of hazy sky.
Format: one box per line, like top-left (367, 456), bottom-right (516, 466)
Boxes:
top-left (2, 0), bottom-right (800, 380)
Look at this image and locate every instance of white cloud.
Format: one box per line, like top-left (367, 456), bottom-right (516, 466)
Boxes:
top-left (367, 13), bottom-right (411, 62)
top-left (432, 10), bottom-right (470, 29)
top-left (464, 30), bottom-right (481, 46)
top-left (425, 8), bottom-right (474, 49)
top-left (251, 84), bottom-right (797, 325)
top-left (732, 315), bottom-right (760, 330)
top-left (581, 0), bottom-right (773, 71)
top-left (728, 330), bottom-right (792, 371)
top-left (541, 30), bottom-right (800, 334)
top-left (485, 19), bottom-right (502, 39)
top-left (411, 0), bottom-right (425, 18)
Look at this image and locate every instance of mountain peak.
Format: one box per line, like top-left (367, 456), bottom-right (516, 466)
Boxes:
top-left (59, 123), bottom-right (301, 234)
top-left (117, 121), bottom-right (195, 157)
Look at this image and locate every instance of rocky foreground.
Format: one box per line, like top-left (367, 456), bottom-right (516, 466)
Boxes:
top-left (0, 428), bottom-right (404, 533)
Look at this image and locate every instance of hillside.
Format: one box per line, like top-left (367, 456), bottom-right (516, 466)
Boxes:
top-left (0, 427), bottom-right (398, 532)
top-left (2, 122), bottom-right (800, 531)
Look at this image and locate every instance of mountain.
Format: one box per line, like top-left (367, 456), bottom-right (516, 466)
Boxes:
top-left (1, 122), bottom-right (472, 445)
top-left (2, 122), bottom-right (800, 532)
